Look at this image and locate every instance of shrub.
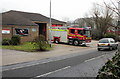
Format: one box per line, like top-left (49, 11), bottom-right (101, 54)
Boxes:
top-left (104, 33), bottom-right (116, 40)
top-left (33, 35), bottom-right (51, 51)
top-left (11, 35), bottom-right (20, 45)
top-left (97, 51), bottom-right (120, 79)
top-left (2, 38), bottom-right (11, 45)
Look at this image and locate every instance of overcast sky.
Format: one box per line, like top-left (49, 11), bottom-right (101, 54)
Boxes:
top-left (1, 0), bottom-right (112, 21)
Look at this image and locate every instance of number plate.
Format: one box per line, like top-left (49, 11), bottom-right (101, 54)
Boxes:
top-left (101, 44), bottom-right (105, 45)
top-left (86, 37), bottom-right (91, 39)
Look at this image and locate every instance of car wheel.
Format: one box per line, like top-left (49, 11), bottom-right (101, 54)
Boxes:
top-left (109, 47), bottom-right (112, 51)
top-left (98, 48), bottom-right (101, 51)
top-left (73, 40), bottom-right (79, 46)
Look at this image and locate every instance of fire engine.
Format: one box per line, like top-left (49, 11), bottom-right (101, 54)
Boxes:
top-left (50, 26), bottom-right (92, 46)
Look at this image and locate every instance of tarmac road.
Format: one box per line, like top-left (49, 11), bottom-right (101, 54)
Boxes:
top-left (2, 42), bottom-right (96, 66)
top-left (2, 41), bottom-right (120, 78)
top-left (2, 48), bottom-right (118, 78)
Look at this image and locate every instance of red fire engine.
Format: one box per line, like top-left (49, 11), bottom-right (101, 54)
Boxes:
top-left (50, 26), bottom-right (92, 46)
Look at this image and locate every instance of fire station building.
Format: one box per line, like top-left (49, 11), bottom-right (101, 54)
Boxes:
top-left (2, 10), bottom-right (66, 42)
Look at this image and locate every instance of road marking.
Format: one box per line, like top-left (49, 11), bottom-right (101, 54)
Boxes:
top-left (2, 54), bottom-right (104, 71)
top-left (2, 60), bottom-right (58, 71)
top-left (35, 66), bottom-right (71, 78)
top-left (3, 49), bottom-right (116, 71)
top-left (3, 63), bottom-right (41, 71)
top-left (2, 59), bottom-right (69, 71)
top-left (3, 53), bottom-right (75, 71)
top-left (84, 55), bottom-right (105, 62)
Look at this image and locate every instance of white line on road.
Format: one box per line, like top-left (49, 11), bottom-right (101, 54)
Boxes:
top-left (3, 60), bottom-right (59, 71)
top-left (3, 57), bottom-right (72, 71)
top-left (2, 63), bottom-right (42, 71)
top-left (84, 55), bottom-right (105, 62)
top-left (2, 54), bottom-right (104, 71)
top-left (35, 66), bottom-right (71, 78)
top-left (3, 50), bottom-right (116, 71)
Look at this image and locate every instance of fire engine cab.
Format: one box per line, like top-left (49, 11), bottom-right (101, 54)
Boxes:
top-left (50, 26), bottom-right (92, 46)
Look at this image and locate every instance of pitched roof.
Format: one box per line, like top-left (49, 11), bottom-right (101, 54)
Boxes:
top-left (2, 10), bottom-right (66, 26)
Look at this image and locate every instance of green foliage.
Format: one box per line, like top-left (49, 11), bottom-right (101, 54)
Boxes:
top-left (2, 35), bottom-right (52, 52)
top-left (2, 38), bottom-right (11, 45)
top-left (2, 42), bottom-right (36, 52)
top-left (104, 33), bottom-right (116, 40)
top-left (92, 29), bottom-right (104, 40)
top-left (11, 35), bottom-right (20, 45)
top-left (2, 41), bottom-right (52, 52)
top-left (97, 51), bottom-right (120, 79)
top-left (33, 35), bottom-right (51, 51)
top-left (19, 42), bottom-right (36, 52)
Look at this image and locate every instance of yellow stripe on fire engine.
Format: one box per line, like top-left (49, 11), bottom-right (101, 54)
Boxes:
top-left (49, 29), bottom-right (68, 31)
top-left (86, 37), bottom-right (92, 39)
top-left (76, 35), bottom-right (84, 37)
top-left (68, 34), bottom-right (76, 36)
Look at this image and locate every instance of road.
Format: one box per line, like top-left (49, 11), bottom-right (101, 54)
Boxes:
top-left (2, 43), bottom-right (120, 78)
top-left (2, 49), bottom-right (119, 78)
top-left (45, 50), bottom-right (116, 77)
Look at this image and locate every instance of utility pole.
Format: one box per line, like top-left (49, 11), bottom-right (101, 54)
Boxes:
top-left (118, 1), bottom-right (120, 26)
top-left (49, 0), bottom-right (52, 47)
top-left (117, 1), bottom-right (120, 41)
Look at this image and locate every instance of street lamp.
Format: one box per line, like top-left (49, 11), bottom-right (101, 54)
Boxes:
top-left (118, 1), bottom-right (120, 26)
top-left (49, 0), bottom-right (52, 47)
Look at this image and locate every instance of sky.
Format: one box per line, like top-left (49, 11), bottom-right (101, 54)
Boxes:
top-left (1, 0), bottom-right (112, 21)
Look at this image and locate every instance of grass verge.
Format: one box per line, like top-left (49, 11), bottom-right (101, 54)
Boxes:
top-left (2, 42), bottom-right (53, 52)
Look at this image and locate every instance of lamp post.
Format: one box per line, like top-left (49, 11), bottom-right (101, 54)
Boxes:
top-left (49, 0), bottom-right (52, 47)
top-left (118, 1), bottom-right (120, 26)
top-left (117, 1), bottom-right (120, 41)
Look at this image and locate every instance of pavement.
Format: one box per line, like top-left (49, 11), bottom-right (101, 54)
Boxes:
top-left (1, 40), bottom-right (98, 66)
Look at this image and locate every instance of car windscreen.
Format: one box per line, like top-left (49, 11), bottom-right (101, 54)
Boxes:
top-left (99, 39), bottom-right (109, 43)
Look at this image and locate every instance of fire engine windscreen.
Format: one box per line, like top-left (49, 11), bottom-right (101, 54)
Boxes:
top-left (84, 30), bottom-right (91, 37)
top-left (78, 30), bottom-right (91, 37)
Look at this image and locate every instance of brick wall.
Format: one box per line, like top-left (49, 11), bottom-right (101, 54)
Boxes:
top-left (2, 25), bottom-right (39, 43)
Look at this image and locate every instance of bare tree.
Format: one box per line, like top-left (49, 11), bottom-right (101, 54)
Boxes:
top-left (104, 0), bottom-right (120, 18)
top-left (103, 0), bottom-right (120, 41)
top-left (91, 3), bottom-right (114, 39)
top-left (75, 17), bottom-right (94, 28)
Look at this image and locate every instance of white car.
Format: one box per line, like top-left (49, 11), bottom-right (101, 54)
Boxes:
top-left (97, 38), bottom-right (118, 51)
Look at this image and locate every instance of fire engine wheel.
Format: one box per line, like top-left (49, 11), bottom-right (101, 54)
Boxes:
top-left (54, 39), bottom-right (59, 44)
top-left (73, 40), bottom-right (79, 46)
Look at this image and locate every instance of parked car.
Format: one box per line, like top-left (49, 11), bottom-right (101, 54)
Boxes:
top-left (97, 38), bottom-right (118, 51)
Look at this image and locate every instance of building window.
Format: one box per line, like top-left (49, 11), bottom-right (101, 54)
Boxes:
top-left (15, 28), bottom-right (29, 36)
top-left (32, 28), bottom-right (37, 32)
